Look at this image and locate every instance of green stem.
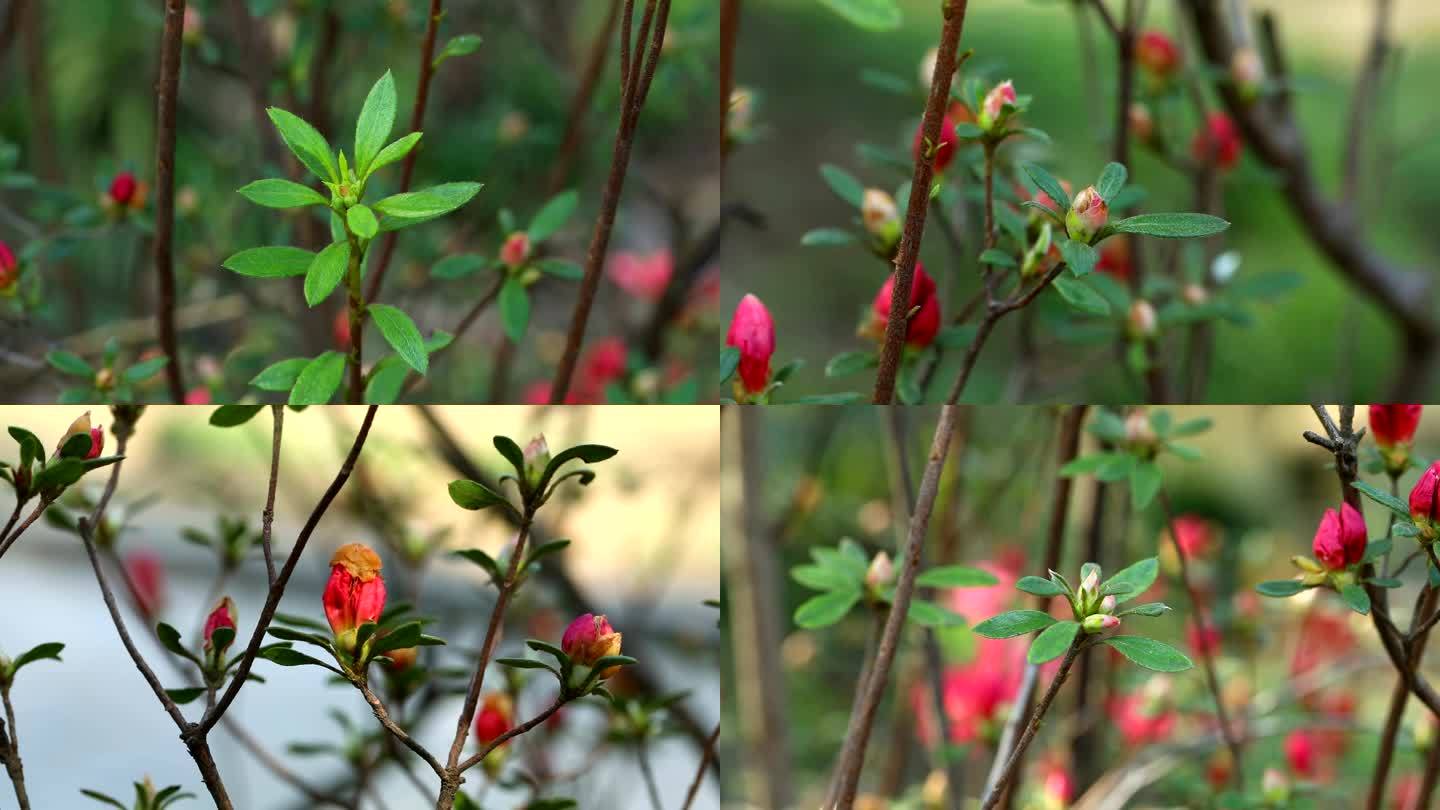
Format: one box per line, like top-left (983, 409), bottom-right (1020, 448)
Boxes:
top-left (345, 232), bottom-right (368, 404)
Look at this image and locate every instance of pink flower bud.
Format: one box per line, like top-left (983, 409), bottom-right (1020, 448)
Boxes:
top-left (1371, 405), bottom-right (1422, 450)
top-left (323, 543), bottom-right (386, 650)
top-left (1136, 30), bottom-right (1181, 78)
top-left (500, 232), bottom-right (531, 268)
top-left (1065, 186), bottom-right (1109, 243)
top-left (0, 240), bottom-right (17, 292)
top-left (184, 386), bottom-right (212, 405)
top-left (1230, 47), bottom-right (1264, 99)
top-left (474, 691), bottom-right (514, 746)
top-left (1080, 569), bottom-right (1100, 595)
top-left (1127, 300), bottom-right (1158, 339)
top-left (608, 249), bottom-right (674, 302)
top-left (203, 596), bottom-right (237, 654)
top-left (913, 112), bottom-right (960, 174)
top-left (561, 613), bottom-right (624, 677)
top-left (865, 551), bottom-right (895, 590)
top-left (869, 263), bottom-right (940, 348)
top-left (1100, 594), bottom-right (1117, 614)
top-left (1191, 113), bottom-right (1242, 171)
top-left (725, 294), bottom-right (776, 396)
top-left (124, 550), bottom-right (167, 619)
top-left (977, 80), bottom-right (1017, 133)
top-left (1083, 613), bottom-right (1120, 633)
top-left (1124, 409), bottom-right (1155, 445)
top-left (523, 434), bottom-right (551, 486)
top-left (861, 188), bottom-right (900, 246)
top-left (1311, 504), bottom-right (1366, 571)
top-left (109, 171), bottom-right (139, 207)
top-left (1262, 768), bottom-right (1290, 803)
top-left (1410, 462), bottom-right (1440, 529)
top-left (57, 411), bottom-right (104, 459)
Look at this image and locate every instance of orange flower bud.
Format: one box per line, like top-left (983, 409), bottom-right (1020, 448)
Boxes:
top-left (323, 543), bottom-right (386, 651)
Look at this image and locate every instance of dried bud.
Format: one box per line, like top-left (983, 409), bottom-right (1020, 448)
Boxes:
top-left (561, 613), bottom-right (624, 678)
top-left (1136, 30), bottom-right (1181, 79)
top-left (1065, 186), bottom-right (1109, 243)
top-left (1082, 613), bottom-right (1120, 634)
top-left (0, 240), bottom-right (18, 293)
top-left (725, 294), bottom-right (776, 398)
top-left (323, 543), bottom-right (386, 651)
top-left (500, 232), bottom-right (531, 268)
top-left (868, 263), bottom-right (941, 349)
top-left (865, 551), bottom-right (895, 591)
top-left (1311, 503), bottom-right (1367, 571)
top-left (1127, 300), bottom-right (1158, 340)
top-left (1410, 461), bottom-right (1440, 540)
top-left (523, 435), bottom-right (551, 488)
top-left (473, 691), bottom-right (514, 746)
top-left (203, 597), bottom-right (237, 654)
top-left (977, 80), bottom-right (1018, 133)
top-left (57, 411), bottom-right (104, 459)
top-left (1128, 102), bottom-right (1155, 142)
top-left (861, 188), bottom-right (900, 249)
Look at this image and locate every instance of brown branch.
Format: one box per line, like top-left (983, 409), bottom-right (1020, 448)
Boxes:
top-left (0, 501), bottom-right (49, 563)
top-left (943, 264), bottom-right (1065, 403)
top-left (719, 0), bottom-right (740, 162)
top-left (828, 405), bottom-right (964, 808)
top-left (1342, 0), bottom-right (1393, 205)
top-left (457, 699), bottom-right (564, 772)
top-left (550, 0), bottom-right (672, 403)
top-left (680, 723), bottom-right (720, 810)
top-left (549, 0), bottom-right (624, 193)
top-left (260, 405), bottom-right (282, 585)
top-left (152, 0), bottom-right (188, 403)
top-left (872, 0), bottom-right (969, 403)
top-left (1184, 3), bottom-right (1438, 397)
top-left (354, 680), bottom-right (445, 777)
top-left (365, 0), bottom-right (444, 302)
top-left (0, 684), bottom-right (30, 810)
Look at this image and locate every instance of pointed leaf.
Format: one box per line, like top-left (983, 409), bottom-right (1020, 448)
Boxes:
top-left (223, 246), bottom-right (315, 278)
top-left (354, 71), bottom-right (397, 174)
top-left (304, 240), bottom-right (352, 307)
top-left (369, 304), bottom-right (428, 374)
top-left (267, 107), bottom-right (336, 181)
top-left (238, 178), bottom-right (327, 209)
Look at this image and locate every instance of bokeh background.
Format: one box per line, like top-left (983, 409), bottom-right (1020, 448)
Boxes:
top-left (0, 404), bottom-right (719, 809)
top-left (0, 0), bottom-right (719, 404)
top-left (722, 404), bottom-right (1440, 808)
top-left (723, 0), bottom-right (1440, 402)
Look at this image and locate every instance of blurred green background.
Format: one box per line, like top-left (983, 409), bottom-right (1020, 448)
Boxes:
top-left (0, 0), bottom-right (719, 403)
top-left (723, 0), bottom-right (1440, 402)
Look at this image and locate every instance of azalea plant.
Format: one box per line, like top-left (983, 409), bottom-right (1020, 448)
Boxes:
top-left (0, 406), bottom-right (718, 810)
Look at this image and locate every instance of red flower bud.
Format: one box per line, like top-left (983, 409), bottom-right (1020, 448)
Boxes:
top-left (1370, 405), bottom-right (1422, 449)
top-left (1311, 503), bottom-right (1366, 571)
top-left (474, 691), bottom-right (514, 746)
top-left (725, 294), bottom-right (775, 396)
top-left (0, 240), bottom-right (17, 292)
top-left (1097, 237), bottom-right (1133, 282)
top-left (913, 112), bottom-right (960, 174)
top-left (1410, 462), bottom-right (1440, 527)
top-left (1284, 729), bottom-right (1317, 777)
top-left (870, 263), bottom-right (940, 348)
top-left (323, 543), bottom-right (386, 650)
top-left (1065, 186), bottom-right (1109, 243)
top-left (109, 172), bottom-right (138, 206)
top-left (1136, 30), bottom-right (1181, 78)
top-left (1191, 113), bottom-right (1242, 171)
top-left (57, 411), bottom-right (104, 459)
top-left (500, 232), bottom-right (531, 268)
top-left (607, 249), bottom-right (674, 302)
top-left (125, 550), bottom-right (167, 619)
top-left (203, 596), bottom-right (237, 654)
top-left (561, 613), bottom-right (624, 677)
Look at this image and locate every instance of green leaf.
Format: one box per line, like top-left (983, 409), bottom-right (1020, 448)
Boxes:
top-left (954, 121), bottom-right (985, 139)
top-left (1052, 276), bottom-right (1110, 316)
top-left (374, 182), bottom-right (483, 222)
top-left (165, 687), bottom-right (206, 705)
top-left (1058, 239), bottom-right (1098, 277)
top-left (1021, 162), bottom-right (1071, 210)
top-left (222, 246), bottom-right (315, 278)
top-left (1256, 580), bottom-right (1306, 597)
top-left (1340, 582), bottom-right (1371, 615)
top-left (1095, 162), bottom-right (1127, 201)
top-left (499, 277), bottom-right (530, 342)
top-left (916, 565), bottom-right (999, 589)
top-left (156, 622), bottom-right (191, 659)
top-left (10, 641), bottom-right (64, 674)
top-left (259, 646), bottom-right (336, 670)
top-left (80, 789), bottom-right (129, 808)
top-left (209, 404), bottom-right (264, 427)
top-left (304, 240), bottom-right (352, 307)
top-left (1353, 480), bottom-right (1411, 518)
top-left (373, 621), bottom-right (438, 654)
top-left (354, 71), bottom-right (397, 174)
top-left (535, 258), bottom-right (583, 280)
top-left (1109, 213), bottom-right (1231, 239)
top-left (238, 178), bottom-right (327, 209)
top-left (1118, 602), bottom-right (1173, 617)
top-left (1102, 635), bottom-right (1194, 672)
top-left (818, 0), bottom-right (901, 30)
top-left (1027, 620), bottom-right (1079, 664)
top-left (906, 600), bottom-right (964, 627)
top-left (448, 479), bottom-right (508, 511)
top-left (972, 609), bottom-right (1057, 639)
top-left (1103, 558), bottom-right (1158, 604)
top-left (434, 33), bottom-right (483, 67)
top-left (367, 131), bottom-right (423, 177)
top-left (978, 248), bottom-right (1017, 268)
top-left (251, 358), bottom-right (312, 391)
top-left (494, 436), bottom-right (526, 475)
top-left (347, 204), bottom-right (379, 240)
top-left (794, 588), bottom-right (861, 629)
top-left (1129, 461), bottom-right (1161, 508)
top-left (719, 346), bottom-right (740, 384)
top-left (826, 350), bottom-right (878, 377)
top-left (819, 164), bottom-right (865, 207)
top-left (266, 107), bottom-right (336, 181)
top-left (432, 254), bottom-right (489, 280)
top-left (369, 304), bottom-right (428, 374)
top-left (1169, 418), bottom-right (1214, 438)
top-left (791, 564), bottom-right (858, 591)
top-left (1364, 538), bottom-right (1394, 563)
top-left (1016, 576), bottom-right (1066, 597)
top-left (122, 356), bottom-right (169, 384)
top-left (288, 351), bottom-right (346, 406)
top-left (47, 350), bottom-right (94, 377)
top-left (528, 190), bottom-right (579, 243)
top-left (801, 227), bottom-right (858, 247)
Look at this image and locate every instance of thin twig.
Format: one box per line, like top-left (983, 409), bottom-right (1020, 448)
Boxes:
top-left (980, 641), bottom-right (1085, 809)
top-left (637, 741), bottom-right (664, 810)
top-left (153, 0), bottom-right (188, 403)
top-left (680, 723), bottom-right (720, 810)
top-left (261, 405), bottom-right (283, 585)
top-left (0, 502), bottom-right (48, 563)
top-left (549, 0), bottom-right (624, 192)
top-left (550, 0), bottom-right (672, 403)
top-left (872, 0), bottom-right (970, 404)
top-left (456, 699), bottom-right (565, 772)
top-left (354, 680), bottom-right (445, 776)
top-left (0, 684), bottom-right (30, 810)
top-left (1342, 0), bottom-right (1393, 206)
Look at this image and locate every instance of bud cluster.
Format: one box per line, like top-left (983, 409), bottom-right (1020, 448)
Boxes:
top-left (1073, 567), bottom-right (1121, 634)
